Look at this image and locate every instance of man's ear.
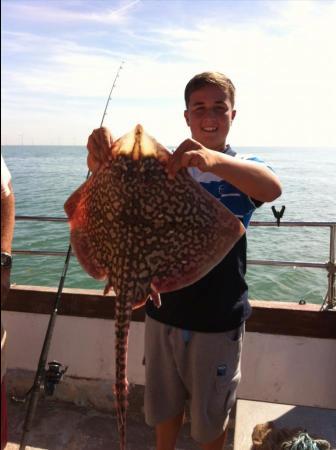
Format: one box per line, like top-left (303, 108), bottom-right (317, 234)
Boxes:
top-left (184, 110), bottom-right (190, 127)
top-left (231, 109), bottom-right (237, 122)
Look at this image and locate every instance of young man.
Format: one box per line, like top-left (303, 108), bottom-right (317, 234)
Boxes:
top-left (87, 71), bottom-right (281, 450)
top-left (143, 72), bottom-right (281, 450)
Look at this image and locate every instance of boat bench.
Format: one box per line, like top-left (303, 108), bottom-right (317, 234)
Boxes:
top-left (233, 399), bottom-right (336, 449)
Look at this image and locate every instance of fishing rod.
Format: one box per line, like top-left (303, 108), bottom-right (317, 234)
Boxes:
top-left (100, 60), bottom-right (125, 127)
top-left (18, 61), bottom-right (125, 450)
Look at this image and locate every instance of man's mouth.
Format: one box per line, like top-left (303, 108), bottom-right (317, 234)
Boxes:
top-left (202, 127), bottom-right (217, 133)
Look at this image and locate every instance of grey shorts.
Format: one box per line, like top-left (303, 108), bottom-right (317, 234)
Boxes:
top-left (144, 315), bottom-right (244, 444)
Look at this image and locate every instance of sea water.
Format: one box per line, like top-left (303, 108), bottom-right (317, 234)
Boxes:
top-left (1, 145), bottom-right (335, 305)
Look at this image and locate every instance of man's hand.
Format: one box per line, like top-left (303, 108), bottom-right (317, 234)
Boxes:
top-left (167, 138), bottom-right (282, 202)
top-left (1, 267), bottom-right (10, 306)
top-left (87, 127), bottom-right (114, 173)
top-left (166, 138), bottom-right (220, 179)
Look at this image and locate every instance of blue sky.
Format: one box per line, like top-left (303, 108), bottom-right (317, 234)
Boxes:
top-left (2, 0), bottom-right (336, 146)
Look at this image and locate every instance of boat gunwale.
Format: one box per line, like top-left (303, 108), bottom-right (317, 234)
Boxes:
top-left (3, 284), bottom-right (335, 340)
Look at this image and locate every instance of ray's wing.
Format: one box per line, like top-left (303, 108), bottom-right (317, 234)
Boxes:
top-left (64, 169), bottom-right (117, 282)
top-left (146, 167), bottom-right (245, 293)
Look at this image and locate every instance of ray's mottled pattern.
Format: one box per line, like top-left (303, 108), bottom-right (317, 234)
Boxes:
top-left (64, 125), bottom-right (245, 450)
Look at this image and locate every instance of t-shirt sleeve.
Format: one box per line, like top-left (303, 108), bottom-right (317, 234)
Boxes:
top-left (241, 154), bottom-right (274, 171)
top-left (240, 154), bottom-right (274, 208)
top-left (1, 154), bottom-right (12, 199)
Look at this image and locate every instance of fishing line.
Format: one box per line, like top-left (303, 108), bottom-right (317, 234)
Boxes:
top-left (18, 61), bottom-right (125, 450)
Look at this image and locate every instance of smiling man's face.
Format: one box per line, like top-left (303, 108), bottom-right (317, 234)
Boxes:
top-left (184, 84), bottom-right (236, 151)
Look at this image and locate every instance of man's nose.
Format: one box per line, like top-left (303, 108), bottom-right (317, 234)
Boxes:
top-left (203, 108), bottom-right (217, 119)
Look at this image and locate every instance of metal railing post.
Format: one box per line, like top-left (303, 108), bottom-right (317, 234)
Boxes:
top-left (325, 225), bottom-right (336, 310)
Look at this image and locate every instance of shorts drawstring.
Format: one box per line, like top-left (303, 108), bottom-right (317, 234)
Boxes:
top-left (182, 329), bottom-right (191, 345)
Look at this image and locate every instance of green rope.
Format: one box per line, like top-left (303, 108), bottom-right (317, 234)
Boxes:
top-left (281, 432), bottom-right (331, 450)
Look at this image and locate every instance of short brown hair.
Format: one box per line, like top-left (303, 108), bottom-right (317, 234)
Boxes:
top-left (184, 72), bottom-right (235, 108)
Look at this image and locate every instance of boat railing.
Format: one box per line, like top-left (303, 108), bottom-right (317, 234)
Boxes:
top-left (13, 216), bottom-right (336, 311)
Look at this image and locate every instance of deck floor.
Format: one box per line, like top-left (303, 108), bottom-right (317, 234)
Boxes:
top-left (234, 399), bottom-right (336, 449)
top-left (6, 395), bottom-right (234, 450)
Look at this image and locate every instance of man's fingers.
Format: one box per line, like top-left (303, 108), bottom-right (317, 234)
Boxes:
top-left (167, 152), bottom-right (197, 179)
top-left (167, 139), bottom-right (203, 176)
top-left (172, 139), bottom-right (198, 159)
top-left (166, 152), bottom-right (182, 178)
top-left (87, 153), bottom-right (99, 173)
top-left (166, 140), bottom-right (190, 177)
top-left (87, 129), bottom-right (102, 154)
top-left (87, 127), bottom-right (114, 172)
top-left (98, 127), bottom-right (114, 156)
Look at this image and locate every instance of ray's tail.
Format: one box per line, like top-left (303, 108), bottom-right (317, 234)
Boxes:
top-left (114, 297), bottom-right (132, 450)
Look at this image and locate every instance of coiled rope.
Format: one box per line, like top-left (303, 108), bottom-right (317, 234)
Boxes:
top-left (281, 432), bottom-right (331, 450)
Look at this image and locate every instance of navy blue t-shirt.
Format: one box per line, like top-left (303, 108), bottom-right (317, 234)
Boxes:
top-left (146, 146), bottom-right (268, 332)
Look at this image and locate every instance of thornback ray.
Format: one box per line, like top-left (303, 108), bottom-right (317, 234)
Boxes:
top-left (64, 124), bottom-right (245, 450)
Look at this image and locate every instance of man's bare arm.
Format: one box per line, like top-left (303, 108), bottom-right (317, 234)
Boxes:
top-left (167, 139), bottom-right (282, 203)
top-left (1, 182), bottom-right (15, 254)
top-left (1, 182), bottom-right (15, 304)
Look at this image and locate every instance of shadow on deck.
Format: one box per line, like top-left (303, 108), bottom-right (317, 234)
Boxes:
top-left (6, 396), bottom-right (235, 450)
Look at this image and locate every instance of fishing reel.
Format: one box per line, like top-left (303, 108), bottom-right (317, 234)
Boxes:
top-left (43, 360), bottom-right (68, 396)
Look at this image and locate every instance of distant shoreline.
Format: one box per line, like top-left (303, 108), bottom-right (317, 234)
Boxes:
top-left (2, 145), bottom-right (336, 151)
